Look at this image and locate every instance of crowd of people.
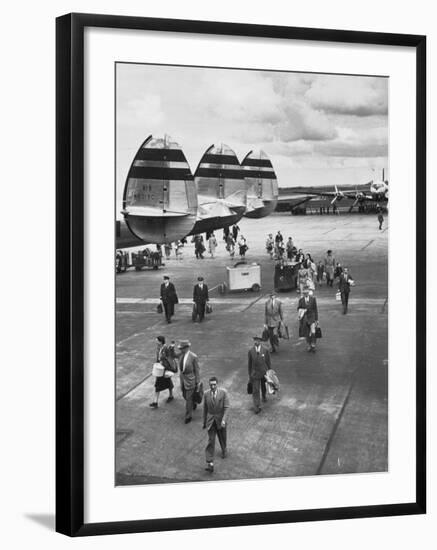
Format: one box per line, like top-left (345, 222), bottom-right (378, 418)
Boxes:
top-left (139, 225), bottom-right (357, 475)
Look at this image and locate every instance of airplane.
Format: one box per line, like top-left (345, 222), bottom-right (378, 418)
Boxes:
top-left (121, 135), bottom-right (198, 244)
top-left (120, 137), bottom-right (249, 246)
top-left (190, 143), bottom-right (247, 234)
top-left (277, 169), bottom-right (389, 213)
top-left (241, 150), bottom-right (279, 218)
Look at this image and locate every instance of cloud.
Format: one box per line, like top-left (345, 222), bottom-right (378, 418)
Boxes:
top-left (305, 75), bottom-right (388, 116)
top-left (314, 141), bottom-right (388, 158)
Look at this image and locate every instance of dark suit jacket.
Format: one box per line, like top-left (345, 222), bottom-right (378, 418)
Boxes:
top-left (338, 273), bottom-right (353, 294)
top-left (203, 388), bottom-right (229, 429)
top-left (193, 283), bottom-right (209, 303)
top-left (160, 282), bottom-right (178, 304)
top-left (179, 351), bottom-right (200, 391)
top-left (297, 296), bottom-right (318, 324)
top-left (248, 345), bottom-right (271, 379)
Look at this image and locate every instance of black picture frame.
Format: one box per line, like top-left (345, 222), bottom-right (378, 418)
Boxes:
top-left (56, 12), bottom-right (426, 537)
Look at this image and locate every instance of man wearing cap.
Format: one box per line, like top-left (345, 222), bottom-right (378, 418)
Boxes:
top-left (178, 340), bottom-right (200, 424)
top-left (248, 336), bottom-right (270, 414)
top-left (264, 291), bottom-right (283, 353)
top-left (203, 376), bottom-right (230, 473)
top-left (159, 275), bottom-right (178, 324)
top-left (297, 288), bottom-right (319, 352)
top-left (192, 276), bottom-right (209, 322)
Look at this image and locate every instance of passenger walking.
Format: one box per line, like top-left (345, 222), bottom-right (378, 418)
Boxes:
top-left (149, 336), bottom-right (176, 408)
top-left (226, 234), bottom-right (235, 258)
top-left (238, 235), bottom-right (248, 259)
top-left (264, 291), bottom-right (283, 353)
top-left (232, 223), bottom-right (240, 241)
top-left (248, 336), bottom-right (270, 414)
top-left (223, 226), bottom-right (230, 242)
top-left (159, 275), bottom-right (178, 323)
top-left (164, 242), bottom-right (172, 260)
top-left (316, 260), bottom-right (325, 285)
top-left (275, 231), bottom-right (283, 245)
top-left (297, 265), bottom-right (309, 294)
top-left (338, 266), bottom-right (354, 314)
top-left (378, 211), bottom-right (384, 230)
top-left (175, 240), bottom-right (184, 260)
top-left (178, 340), bottom-right (200, 424)
top-left (296, 248), bottom-right (305, 264)
top-left (194, 235), bottom-right (205, 259)
top-left (192, 276), bottom-right (209, 322)
top-left (286, 237), bottom-right (294, 260)
top-left (265, 234), bottom-right (274, 259)
top-left (203, 376), bottom-right (229, 473)
top-left (298, 288), bottom-right (319, 352)
top-left (208, 233), bottom-right (217, 258)
top-left (324, 250), bottom-right (336, 287)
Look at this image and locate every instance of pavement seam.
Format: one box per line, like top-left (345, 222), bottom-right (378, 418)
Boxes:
top-left (315, 373), bottom-right (357, 476)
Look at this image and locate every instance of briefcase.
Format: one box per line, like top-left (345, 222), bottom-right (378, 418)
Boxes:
top-left (157, 303), bottom-right (163, 314)
top-left (247, 381), bottom-right (253, 395)
top-left (315, 326), bottom-right (322, 339)
top-left (191, 303), bottom-right (197, 321)
top-left (261, 326), bottom-right (269, 341)
top-left (194, 381), bottom-right (204, 404)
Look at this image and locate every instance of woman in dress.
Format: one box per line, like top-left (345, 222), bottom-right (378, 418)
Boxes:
top-left (208, 232), bottom-right (217, 258)
top-left (149, 336), bottom-right (176, 408)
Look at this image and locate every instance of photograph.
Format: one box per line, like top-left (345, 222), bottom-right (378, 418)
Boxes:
top-left (115, 63), bottom-right (389, 485)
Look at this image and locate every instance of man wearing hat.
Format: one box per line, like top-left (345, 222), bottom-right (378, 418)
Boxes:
top-left (264, 291), bottom-right (284, 353)
top-left (159, 275), bottom-right (179, 323)
top-left (178, 340), bottom-right (200, 424)
top-left (248, 336), bottom-right (270, 414)
top-left (297, 288), bottom-right (319, 352)
top-left (192, 276), bottom-right (209, 322)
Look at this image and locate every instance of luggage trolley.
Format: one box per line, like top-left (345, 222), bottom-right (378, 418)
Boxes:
top-left (219, 261), bottom-right (261, 294)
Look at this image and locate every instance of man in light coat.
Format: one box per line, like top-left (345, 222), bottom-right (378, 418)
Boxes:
top-left (203, 376), bottom-right (230, 473)
top-left (178, 340), bottom-right (200, 424)
top-left (264, 291), bottom-right (283, 353)
top-left (248, 336), bottom-right (271, 414)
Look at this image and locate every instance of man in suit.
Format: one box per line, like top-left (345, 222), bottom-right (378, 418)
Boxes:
top-left (338, 267), bottom-right (354, 314)
top-left (178, 340), bottom-right (200, 424)
top-left (248, 336), bottom-right (271, 414)
top-left (264, 291), bottom-right (283, 353)
top-left (159, 275), bottom-right (178, 323)
top-left (192, 276), bottom-right (209, 322)
top-left (297, 288), bottom-right (319, 352)
top-left (202, 376), bottom-right (230, 473)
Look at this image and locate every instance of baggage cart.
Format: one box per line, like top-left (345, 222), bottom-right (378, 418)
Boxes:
top-left (219, 262), bottom-right (261, 294)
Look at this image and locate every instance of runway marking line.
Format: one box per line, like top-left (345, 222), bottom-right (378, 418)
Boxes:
top-left (360, 239), bottom-right (374, 250)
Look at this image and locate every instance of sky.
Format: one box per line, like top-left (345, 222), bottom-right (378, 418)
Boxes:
top-left (116, 63), bottom-right (388, 213)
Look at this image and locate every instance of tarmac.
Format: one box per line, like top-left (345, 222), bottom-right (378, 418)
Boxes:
top-left (115, 212), bottom-right (388, 484)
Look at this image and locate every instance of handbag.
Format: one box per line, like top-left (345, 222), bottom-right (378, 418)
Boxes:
top-left (157, 303), bottom-right (163, 314)
top-left (315, 326), bottom-right (322, 339)
top-left (336, 291), bottom-right (341, 301)
top-left (205, 302), bottom-right (212, 314)
top-left (247, 381), bottom-right (253, 395)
